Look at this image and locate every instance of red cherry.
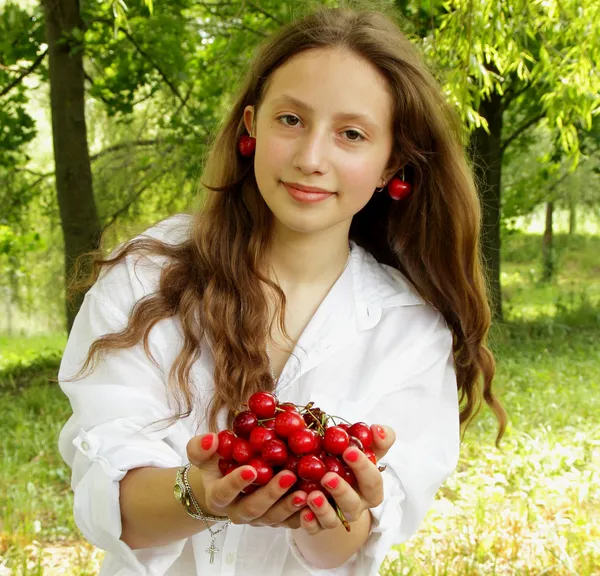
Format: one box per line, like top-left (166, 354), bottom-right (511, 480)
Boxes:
top-left (285, 454), bottom-right (302, 475)
top-left (348, 436), bottom-right (365, 452)
top-left (233, 411), bottom-right (258, 438)
top-left (238, 134), bottom-right (256, 157)
top-left (349, 422), bottom-right (373, 449)
top-left (388, 178), bottom-right (412, 201)
top-left (279, 403), bottom-right (299, 412)
top-left (338, 423), bottom-right (351, 433)
top-left (364, 449), bottom-right (377, 465)
top-left (323, 426), bottom-right (350, 455)
top-left (232, 438), bottom-right (254, 464)
top-left (247, 457), bottom-right (274, 486)
top-left (261, 438), bottom-right (289, 466)
top-left (297, 455), bottom-right (327, 481)
top-left (242, 484), bottom-right (259, 494)
top-left (323, 455), bottom-right (344, 476)
top-left (217, 430), bottom-right (237, 460)
top-left (274, 410), bottom-right (306, 439)
top-left (249, 426), bottom-right (276, 453)
top-left (296, 479), bottom-right (321, 494)
top-left (288, 428), bottom-right (320, 455)
top-left (218, 458), bottom-right (236, 476)
top-left (263, 418), bottom-right (276, 429)
top-left (248, 392), bottom-right (278, 419)
top-left (342, 466), bottom-right (358, 488)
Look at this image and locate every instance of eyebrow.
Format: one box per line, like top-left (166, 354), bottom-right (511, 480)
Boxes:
top-left (270, 94), bottom-right (379, 131)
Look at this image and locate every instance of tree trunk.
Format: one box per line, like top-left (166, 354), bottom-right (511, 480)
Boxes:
top-left (542, 201), bottom-right (554, 282)
top-left (469, 92), bottom-right (504, 321)
top-left (568, 187), bottom-right (577, 236)
top-left (42, 0), bottom-right (101, 333)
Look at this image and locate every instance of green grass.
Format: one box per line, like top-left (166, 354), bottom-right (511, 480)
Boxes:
top-left (1, 232), bottom-right (599, 574)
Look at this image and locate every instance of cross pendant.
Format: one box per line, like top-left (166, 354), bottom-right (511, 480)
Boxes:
top-left (206, 541), bottom-right (218, 564)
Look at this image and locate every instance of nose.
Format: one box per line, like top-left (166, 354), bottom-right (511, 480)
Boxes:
top-left (292, 127), bottom-right (330, 174)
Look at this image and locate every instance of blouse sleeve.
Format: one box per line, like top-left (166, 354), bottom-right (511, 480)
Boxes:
top-left (57, 282), bottom-right (190, 574)
top-left (285, 315), bottom-right (460, 576)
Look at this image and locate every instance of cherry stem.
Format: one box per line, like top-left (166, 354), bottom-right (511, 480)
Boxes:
top-left (335, 504), bottom-right (351, 532)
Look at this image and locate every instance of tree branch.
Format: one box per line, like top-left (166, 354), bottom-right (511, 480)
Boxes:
top-left (89, 139), bottom-right (163, 162)
top-left (118, 27), bottom-right (187, 105)
top-left (246, 1), bottom-right (283, 25)
top-left (101, 155), bottom-right (177, 230)
top-left (501, 111), bottom-right (546, 154)
top-left (0, 49), bottom-right (48, 97)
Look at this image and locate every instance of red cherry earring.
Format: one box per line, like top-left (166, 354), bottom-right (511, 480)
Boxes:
top-left (238, 134), bottom-right (256, 157)
top-left (387, 167), bottom-right (412, 201)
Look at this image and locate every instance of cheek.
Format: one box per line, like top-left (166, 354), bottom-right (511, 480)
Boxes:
top-left (339, 156), bottom-right (381, 198)
top-left (256, 130), bottom-right (290, 177)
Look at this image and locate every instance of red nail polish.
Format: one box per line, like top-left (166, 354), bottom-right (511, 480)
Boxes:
top-left (279, 474), bottom-right (296, 489)
top-left (376, 425), bottom-right (386, 440)
top-left (292, 496), bottom-right (306, 506)
top-left (241, 468), bottom-right (256, 481)
top-left (312, 495), bottom-right (325, 508)
top-left (304, 511), bottom-right (315, 522)
top-left (325, 477), bottom-right (339, 489)
top-left (201, 435), bottom-right (213, 450)
top-left (345, 450), bottom-right (360, 463)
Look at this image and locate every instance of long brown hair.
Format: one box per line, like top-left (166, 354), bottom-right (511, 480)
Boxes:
top-left (66, 6), bottom-right (507, 447)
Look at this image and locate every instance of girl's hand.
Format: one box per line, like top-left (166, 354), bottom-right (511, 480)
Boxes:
top-left (300, 424), bottom-right (396, 535)
top-left (186, 434), bottom-right (308, 529)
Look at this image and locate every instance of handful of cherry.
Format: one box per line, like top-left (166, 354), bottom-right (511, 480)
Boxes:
top-left (216, 391), bottom-right (385, 530)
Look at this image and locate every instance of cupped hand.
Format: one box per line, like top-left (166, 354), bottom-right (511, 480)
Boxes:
top-left (299, 424), bottom-right (396, 535)
top-left (186, 434), bottom-right (308, 529)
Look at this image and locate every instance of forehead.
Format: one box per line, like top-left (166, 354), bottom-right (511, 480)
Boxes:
top-left (262, 48), bottom-right (393, 127)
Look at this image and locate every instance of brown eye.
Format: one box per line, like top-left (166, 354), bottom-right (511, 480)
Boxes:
top-left (279, 114), bottom-right (300, 127)
top-left (344, 130), bottom-right (365, 142)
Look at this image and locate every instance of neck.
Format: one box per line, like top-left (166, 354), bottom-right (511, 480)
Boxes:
top-left (265, 223), bottom-right (351, 291)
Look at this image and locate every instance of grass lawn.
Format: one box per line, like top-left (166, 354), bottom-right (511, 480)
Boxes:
top-left (1, 232), bottom-right (599, 575)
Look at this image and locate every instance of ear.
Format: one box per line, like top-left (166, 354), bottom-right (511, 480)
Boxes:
top-left (243, 105), bottom-right (255, 136)
top-left (381, 151), bottom-right (403, 184)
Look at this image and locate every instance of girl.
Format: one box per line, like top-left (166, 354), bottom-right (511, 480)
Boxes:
top-left (58, 5), bottom-right (506, 575)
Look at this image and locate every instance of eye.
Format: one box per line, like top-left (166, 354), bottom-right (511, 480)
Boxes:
top-left (278, 114), bottom-right (301, 127)
top-left (343, 130), bottom-right (365, 143)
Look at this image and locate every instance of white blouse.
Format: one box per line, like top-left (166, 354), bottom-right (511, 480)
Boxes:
top-left (58, 213), bottom-right (460, 576)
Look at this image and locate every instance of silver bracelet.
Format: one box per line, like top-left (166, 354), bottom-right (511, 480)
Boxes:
top-left (174, 463), bottom-right (232, 564)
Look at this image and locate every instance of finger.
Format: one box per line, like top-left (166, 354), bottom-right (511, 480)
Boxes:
top-left (187, 433), bottom-right (219, 467)
top-left (342, 448), bottom-right (384, 508)
top-left (235, 470), bottom-right (297, 522)
top-left (300, 508), bottom-right (322, 535)
top-left (319, 473), bottom-right (364, 523)
top-left (250, 490), bottom-right (307, 527)
top-left (306, 490), bottom-right (342, 531)
top-left (206, 465), bottom-right (258, 511)
top-left (281, 509), bottom-right (303, 530)
top-left (369, 424), bottom-right (396, 462)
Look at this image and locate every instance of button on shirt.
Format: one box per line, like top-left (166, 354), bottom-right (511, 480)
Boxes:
top-left (57, 214), bottom-right (460, 576)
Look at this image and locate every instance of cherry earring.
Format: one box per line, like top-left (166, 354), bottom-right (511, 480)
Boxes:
top-left (238, 134), bottom-right (256, 157)
top-left (387, 167), bottom-right (412, 201)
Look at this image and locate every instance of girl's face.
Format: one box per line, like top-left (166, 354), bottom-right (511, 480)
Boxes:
top-left (244, 47), bottom-right (398, 238)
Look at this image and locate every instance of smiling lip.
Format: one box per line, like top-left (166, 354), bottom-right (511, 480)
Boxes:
top-left (282, 182), bottom-right (334, 194)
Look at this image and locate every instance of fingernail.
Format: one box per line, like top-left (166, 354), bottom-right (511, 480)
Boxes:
top-left (345, 450), bottom-right (360, 463)
top-left (241, 468), bottom-right (256, 482)
top-left (312, 495), bottom-right (325, 508)
top-left (201, 434), bottom-right (213, 450)
top-left (279, 474), bottom-right (296, 489)
top-left (292, 496), bottom-right (306, 506)
top-left (304, 511), bottom-right (315, 522)
top-left (325, 477), bottom-right (339, 489)
top-left (375, 425), bottom-right (386, 440)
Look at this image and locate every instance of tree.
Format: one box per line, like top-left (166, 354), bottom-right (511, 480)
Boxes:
top-left (419, 0), bottom-right (600, 319)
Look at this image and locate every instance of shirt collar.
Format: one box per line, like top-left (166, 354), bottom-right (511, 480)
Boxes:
top-left (349, 239), bottom-right (425, 331)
